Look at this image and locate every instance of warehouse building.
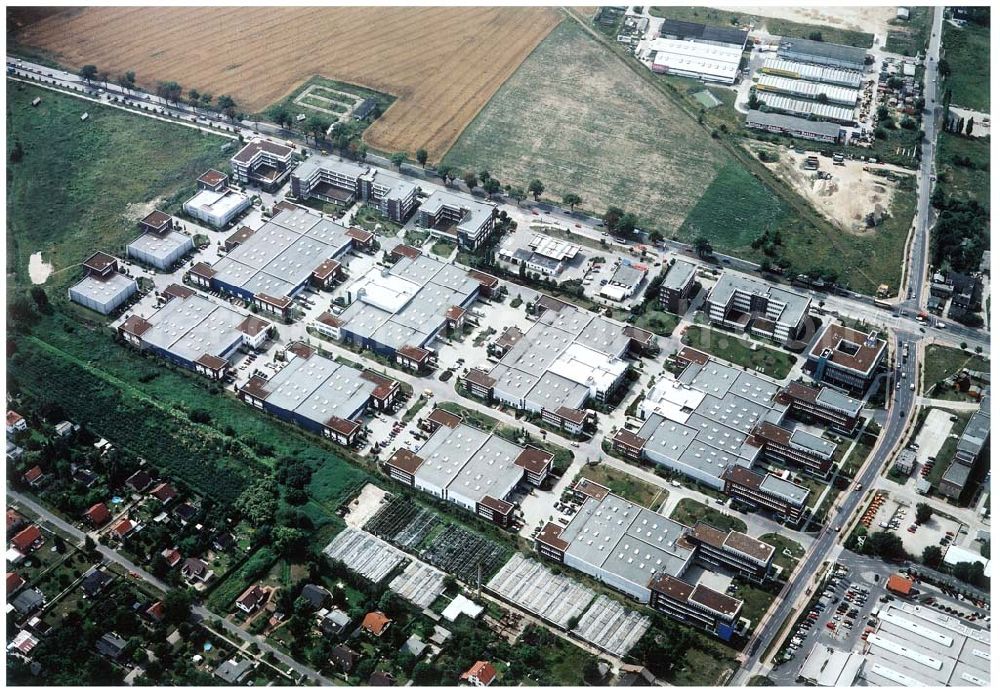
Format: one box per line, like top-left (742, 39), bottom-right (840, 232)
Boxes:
top-left (498, 234), bottom-right (582, 277)
top-left (776, 381), bottom-right (863, 433)
top-left (238, 345), bottom-right (399, 445)
top-left (745, 109), bottom-right (844, 143)
top-left (117, 293), bottom-right (270, 380)
top-left (416, 190), bottom-right (496, 249)
top-left (183, 188), bottom-right (252, 229)
top-left (760, 58), bottom-right (863, 88)
top-left (68, 252), bottom-right (138, 315)
top-left (600, 263), bottom-right (647, 302)
top-left (649, 38), bottom-right (744, 84)
top-left (126, 211), bottom-right (195, 270)
top-left (189, 205), bottom-right (357, 319)
top-left (612, 356), bottom-right (839, 487)
top-left (722, 466), bottom-right (809, 525)
top-left (384, 414), bottom-right (552, 526)
top-left (706, 271), bottom-right (811, 343)
top-left (755, 74), bottom-right (859, 105)
top-left (777, 37), bottom-right (868, 71)
top-left (320, 248), bottom-right (495, 372)
top-left (806, 323), bottom-right (887, 394)
top-left (659, 19), bottom-right (748, 48)
top-left (475, 296), bottom-right (646, 434)
top-left (230, 139), bottom-right (295, 191)
top-left (659, 259), bottom-right (698, 314)
top-left (755, 93), bottom-right (856, 124)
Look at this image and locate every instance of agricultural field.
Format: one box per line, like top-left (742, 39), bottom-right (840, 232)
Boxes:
top-left (444, 19), bottom-right (731, 233)
top-left (941, 20), bottom-right (990, 112)
top-left (6, 82), bottom-right (228, 293)
top-left (10, 5), bottom-right (560, 159)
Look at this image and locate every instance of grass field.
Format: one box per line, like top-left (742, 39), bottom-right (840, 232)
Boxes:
top-left (759, 533), bottom-right (805, 580)
top-left (650, 6), bottom-right (874, 47)
top-left (923, 345), bottom-right (990, 391)
top-left (670, 498), bottom-right (747, 534)
top-left (941, 21), bottom-right (990, 111)
top-left (884, 6), bottom-right (932, 56)
top-left (681, 325), bottom-right (795, 380)
top-left (634, 309), bottom-right (681, 338)
top-left (576, 464), bottom-right (666, 508)
top-left (444, 19), bottom-right (730, 233)
top-left (935, 131), bottom-right (990, 206)
top-left (6, 81), bottom-right (228, 292)
top-left (10, 6), bottom-right (560, 160)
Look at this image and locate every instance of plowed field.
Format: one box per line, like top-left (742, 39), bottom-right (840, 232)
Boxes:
top-left (11, 6), bottom-right (560, 160)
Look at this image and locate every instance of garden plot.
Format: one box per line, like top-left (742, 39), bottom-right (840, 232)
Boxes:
top-left (293, 84), bottom-right (363, 123)
top-left (323, 527), bottom-right (405, 584)
top-left (572, 595), bottom-right (651, 658)
top-left (363, 496), bottom-right (437, 550)
top-left (485, 554), bottom-right (595, 629)
top-left (421, 525), bottom-right (509, 585)
top-left (389, 560), bottom-right (447, 609)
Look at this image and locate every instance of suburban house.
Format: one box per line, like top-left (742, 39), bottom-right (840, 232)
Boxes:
top-left (362, 610), bottom-right (391, 637)
top-left (11, 525), bottom-right (43, 554)
top-left (6, 410), bottom-right (27, 435)
top-left (462, 660), bottom-right (498, 687)
top-left (236, 584), bottom-right (268, 614)
top-left (181, 558), bottom-right (212, 585)
top-left (84, 502), bottom-right (111, 527)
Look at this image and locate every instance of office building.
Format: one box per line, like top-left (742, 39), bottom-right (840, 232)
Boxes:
top-left (777, 381), bottom-right (863, 433)
top-left (706, 271), bottom-right (811, 343)
top-left (659, 259), bottom-right (698, 314)
top-left (806, 323), bottom-right (887, 394)
top-left (416, 190), bottom-right (496, 250)
top-left (722, 466), bottom-right (809, 524)
top-left (230, 139), bottom-right (295, 191)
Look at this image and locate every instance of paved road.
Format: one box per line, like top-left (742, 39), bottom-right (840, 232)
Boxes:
top-left (7, 491), bottom-right (333, 686)
top-left (733, 11), bottom-right (947, 683)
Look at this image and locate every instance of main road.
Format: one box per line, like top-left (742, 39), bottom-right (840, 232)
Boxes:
top-left (732, 8), bottom-right (946, 683)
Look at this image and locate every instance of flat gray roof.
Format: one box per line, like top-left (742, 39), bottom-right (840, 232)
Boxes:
top-left (292, 154), bottom-right (369, 183)
top-left (816, 386), bottom-right (864, 417)
top-left (609, 264), bottom-right (645, 288)
top-left (746, 109), bottom-right (845, 138)
top-left (126, 230), bottom-right (194, 264)
top-left (419, 189), bottom-right (495, 235)
top-left (759, 473), bottom-right (809, 506)
top-left (790, 427), bottom-right (838, 458)
top-left (707, 270), bottom-right (812, 329)
top-left (70, 272), bottom-right (136, 304)
top-left (779, 37), bottom-right (868, 66)
top-left (260, 352), bottom-right (372, 426)
top-left (141, 294), bottom-right (250, 364)
top-left (663, 259), bottom-right (697, 290)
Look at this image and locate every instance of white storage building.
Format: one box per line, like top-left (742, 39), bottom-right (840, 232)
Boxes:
top-left (69, 273), bottom-right (138, 315)
top-left (649, 38), bottom-right (743, 84)
top-left (760, 58), bottom-right (863, 88)
top-left (183, 188), bottom-right (252, 229)
top-left (126, 229), bottom-right (195, 270)
top-left (756, 93), bottom-right (856, 124)
top-left (756, 74), bottom-right (858, 106)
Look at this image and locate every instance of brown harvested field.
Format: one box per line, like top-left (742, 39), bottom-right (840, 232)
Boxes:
top-left (11, 6), bottom-right (560, 160)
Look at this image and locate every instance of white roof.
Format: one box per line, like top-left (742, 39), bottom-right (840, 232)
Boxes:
top-left (641, 377), bottom-right (706, 423)
top-left (529, 234), bottom-right (581, 261)
top-left (548, 342), bottom-right (629, 396)
top-left (944, 545), bottom-right (992, 577)
top-left (798, 644), bottom-right (865, 686)
top-left (352, 266), bottom-right (421, 313)
top-left (650, 38), bottom-right (742, 81)
top-left (441, 594), bottom-right (483, 622)
top-left (184, 188), bottom-right (250, 218)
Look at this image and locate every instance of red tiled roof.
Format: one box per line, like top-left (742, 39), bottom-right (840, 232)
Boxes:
top-left (316, 311), bottom-right (344, 329)
top-left (467, 269), bottom-right (499, 289)
top-left (359, 370), bottom-right (398, 401)
top-left (808, 323), bottom-right (886, 376)
top-left (312, 258), bottom-right (341, 280)
top-left (648, 573), bottom-right (694, 602)
top-left (886, 574), bottom-right (913, 595)
top-left (362, 611), bottom-right (391, 636)
top-left (162, 548), bottom-right (182, 567)
top-left (189, 262), bottom-right (217, 279)
top-left (232, 139), bottom-right (293, 164)
top-left (146, 600), bottom-right (166, 621)
top-left (151, 482), bottom-right (177, 503)
top-left (7, 571), bottom-right (25, 594)
top-left (535, 521), bottom-right (568, 552)
top-left (197, 169), bottom-right (227, 187)
top-left (196, 353), bottom-right (229, 373)
top-left (464, 368), bottom-right (496, 389)
top-left (612, 428), bottom-right (647, 450)
top-left (479, 496), bottom-right (514, 516)
top-left (23, 466), bottom-right (44, 484)
top-left (391, 244), bottom-right (422, 260)
top-left (141, 210), bottom-right (172, 229)
top-left (286, 341), bottom-right (314, 360)
top-left (254, 292), bottom-right (293, 310)
top-left (446, 305), bottom-right (466, 321)
top-left (6, 410), bottom-right (25, 427)
top-left (677, 346), bottom-right (710, 365)
top-left (83, 251), bottom-right (118, 275)
top-left (722, 466), bottom-right (764, 489)
top-left (237, 315), bottom-right (270, 337)
top-left (573, 478), bottom-right (611, 502)
top-left (111, 518), bottom-right (135, 537)
top-left (346, 227), bottom-right (374, 244)
top-left (119, 314), bottom-right (153, 337)
top-left (689, 583), bottom-right (743, 617)
top-left (239, 375), bottom-right (272, 401)
top-left (84, 502), bottom-right (110, 526)
top-left (427, 408), bottom-right (462, 430)
top-left (11, 525), bottom-right (42, 553)
top-left (225, 225), bottom-right (256, 248)
top-left (553, 405), bottom-right (587, 424)
top-left (514, 447), bottom-right (553, 476)
top-left (462, 660), bottom-right (497, 686)
top-left (163, 283), bottom-right (195, 301)
top-left (397, 345), bottom-right (430, 363)
top-left (325, 416), bottom-right (361, 437)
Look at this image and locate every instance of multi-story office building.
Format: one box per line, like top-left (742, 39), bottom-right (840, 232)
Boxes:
top-left (747, 422), bottom-right (837, 479)
top-left (776, 381), bottom-right (863, 433)
top-left (416, 190), bottom-right (496, 249)
top-left (659, 259), bottom-right (698, 314)
top-left (230, 139), bottom-right (295, 191)
top-left (706, 272), bottom-right (811, 343)
top-left (686, 523), bottom-right (776, 582)
top-left (291, 156), bottom-right (418, 223)
top-left (806, 323), bottom-right (887, 394)
top-left (722, 466), bottom-right (810, 525)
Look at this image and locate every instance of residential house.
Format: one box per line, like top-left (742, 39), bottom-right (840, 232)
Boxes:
top-left (329, 644), bottom-right (361, 673)
top-left (54, 420), bottom-right (75, 438)
top-left (173, 502), bottom-right (199, 526)
top-left (368, 671), bottom-right (396, 687)
top-left (109, 518), bottom-right (136, 540)
top-left (212, 531), bottom-right (235, 552)
top-left (161, 548), bottom-right (182, 568)
top-left (362, 610), bottom-right (391, 637)
top-left (151, 482), bottom-right (178, 505)
top-left (299, 584), bottom-right (332, 610)
top-left (7, 571), bottom-right (26, 594)
top-left (95, 632), bottom-right (128, 661)
top-left (6, 410), bottom-right (27, 435)
top-left (319, 608), bottom-right (351, 637)
top-left (84, 502), bottom-right (111, 527)
top-left (145, 601), bottom-right (166, 623)
top-left (181, 558), bottom-right (212, 585)
top-left (81, 568), bottom-right (114, 597)
top-left (214, 657), bottom-right (255, 685)
top-left (72, 468), bottom-right (98, 488)
top-left (236, 584), bottom-right (268, 614)
top-left (6, 508), bottom-right (26, 536)
top-left (22, 466), bottom-right (45, 488)
top-left (125, 470), bottom-right (153, 493)
top-left (11, 587), bottom-right (45, 616)
top-left (7, 630), bottom-right (39, 657)
top-left (11, 525), bottom-right (43, 554)
top-left (462, 660), bottom-right (498, 687)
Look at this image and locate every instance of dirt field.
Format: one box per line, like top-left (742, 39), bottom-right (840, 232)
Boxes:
top-left (750, 144), bottom-right (913, 234)
top-left (10, 6), bottom-right (560, 160)
top-left (444, 19), bottom-right (730, 231)
top-left (711, 5), bottom-right (898, 37)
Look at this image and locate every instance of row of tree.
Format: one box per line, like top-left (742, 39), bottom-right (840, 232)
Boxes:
top-left (79, 64), bottom-right (238, 119)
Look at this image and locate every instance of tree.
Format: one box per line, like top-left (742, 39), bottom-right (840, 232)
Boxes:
top-left (583, 659), bottom-right (606, 685)
top-left (415, 148), bottom-right (428, 166)
top-left (922, 545), bottom-right (943, 567)
top-left (30, 286), bottom-right (52, 315)
top-left (603, 206), bottom-right (624, 233)
top-left (216, 94), bottom-right (237, 119)
top-left (235, 480), bottom-right (278, 525)
top-left (157, 81), bottom-right (182, 104)
top-left (437, 164), bottom-right (454, 184)
top-left (387, 151), bottom-right (406, 169)
top-left (747, 90), bottom-right (761, 110)
top-left (562, 193), bottom-right (582, 212)
top-left (483, 177), bottom-right (501, 199)
top-left (478, 168), bottom-right (491, 185)
top-left (188, 88), bottom-right (201, 104)
top-left (462, 171), bottom-right (479, 190)
top-left (269, 104), bottom-right (292, 130)
top-left (808, 31), bottom-right (823, 41)
top-left (953, 561), bottom-right (987, 587)
top-left (528, 178), bottom-right (544, 201)
top-left (966, 117), bottom-right (975, 136)
top-left (200, 93), bottom-right (213, 108)
top-left (937, 58), bottom-right (951, 78)
top-left (97, 71), bottom-right (109, 89)
top-left (305, 115), bottom-right (327, 144)
top-left (694, 236), bottom-right (713, 259)
top-left (864, 531), bottom-right (905, 560)
top-left (509, 186), bottom-right (526, 205)
top-left (162, 589), bottom-right (193, 624)
top-left (118, 70), bottom-right (136, 95)
top-left (915, 502), bottom-right (933, 524)
top-left (79, 64), bottom-right (99, 84)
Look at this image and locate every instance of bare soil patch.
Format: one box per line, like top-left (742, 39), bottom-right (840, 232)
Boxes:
top-left (12, 6), bottom-right (560, 160)
top-left (711, 5), bottom-right (897, 37)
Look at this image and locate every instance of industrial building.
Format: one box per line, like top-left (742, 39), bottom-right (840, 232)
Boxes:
top-left (649, 38), bottom-right (744, 84)
top-left (659, 259), bottom-right (698, 314)
top-left (238, 344), bottom-right (399, 445)
top-left (755, 93), bottom-right (856, 124)
top-left (384, 411), bottom-right (552, 526)
top-left (659, 19), bottom-right (748, 48)
top-left (290, 156), bottom-right (418, 223)
top-left (318, 246), bottom-right (496, 371)
top-left (939, 390), bottom-right (990, 500)
top-left (799, 645), bottom-right (866, 686)
top-left (600, 262), bottom-right (647, 302)
top-left (777, 37), bottom-right (869, 71)
top-left (470, 296), bottom-right (653, 434)
top-left (706, 271), bottom-right (811, 343)
top-left (612, 355), bottom-right (839, 487)
top-left (68, 252), bottom-right (138, 315)
top-left (230, 139), bottom-right (295, 191)
top-left (498, 234), bottom-right (582, 277)
top-left (760, 58), bottom-right (863, 88)
top-left (183, 188), bottom-right (252, 229)
top-left (188, 205), bottom-right (357, 319)
top-left (127, 211), bottom-right (195, 270)
top-left (117, 293), bottom-right (270, 380)
top-left (722, 466), bottom-right (810, 525)
top-left (416, 190), bottom-right (496, 249)
top-left (534, 486), bottom-right (775, 640)
top-left (755, 74), bottom-right (859, 105)
top-left (745, 109), bottom-right (844, 143)
top-left (806, 323), bottom-right (887, 394)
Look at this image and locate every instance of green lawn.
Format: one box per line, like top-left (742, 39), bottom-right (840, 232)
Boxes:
top-left (923, 344), bottom-right (990, 394)
top-left (437, 401), bottom-right (498, 431)
top-left (680, 325), bottom-right (795, 379)
top-left (7, 81), bottom-right (229, 293)
top-left (759, 533), bottom-right (805, 580)
top-left (941, 21), bottom-right (991, 111)
top-left (735, 583), bottom-right (778, 627)
top-left (575, 464), bottom-right (666, 508)
top-left (936, 131), bottom-right (990, 206)
top-left (634, 309), bottom-right (681, 337)
top-left (353, 205), bottom-right (402, 236)
top-left (430, 238), bottom-right (456, 257)
top-left (884, 6), bottom-right (932, 56)
top-left (650, 6), bottom-right (873, 47)
top-left (670, 498), bottom-right (747, 533)
top-left (444, 19), bottom-right (731, 234)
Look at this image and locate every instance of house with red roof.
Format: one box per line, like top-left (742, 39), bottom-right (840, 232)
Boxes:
top-left (22, 466), bottom-right (45, 488)
top-left (109, 518), bottom-right (136, 540)
top-left (6, 410), bottom-right (27, 435)
top-left (151, 482), bottom-right (178, 505)
top-left (161, 548), bottom-right (182, 568)
top-left (146, 601), bottom-right (166, 622)
top-left (361, 611), bottom-right (391, 637)
top-left (11, 525), bottom-right (43, 554)
top-left (84, 502), bottom-right (111, 527)
top-left (461, 660), bottom-right (498, 687)
top-left (235, 584), bottom-right (268, 614)
top-left (7, 571), bottom-right (26, 594)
